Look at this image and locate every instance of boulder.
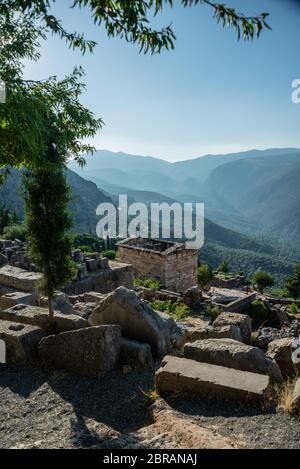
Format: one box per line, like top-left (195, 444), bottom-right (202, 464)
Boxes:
top-left (0, 319), bottom-right (45, 364)
top-left (120, 338), bottom-right (153, 370)
top-left (266, 337), bottom-right (300, 377)
top-left (184, 339), bottom-right (282, 382)
top-left (84, 291), bottom-right (105, 303)
top-left (73, 302), bottom-right (97, 319)
top-left (156, 355), bottom-right (271, 401)
top-left (38, 325), bottom-right (121, 378)
top-left (213, 312), bottom-right (252, 343)
top-left (292, 378), bottom-right (300, 411)
top-left (0, 304), bottom-right (89, 333)
top-left (89, 287), bottom-right (170, 357)
top-left (182, 287), bottom-right (202, 310)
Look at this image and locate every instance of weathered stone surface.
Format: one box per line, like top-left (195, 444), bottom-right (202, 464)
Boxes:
top-left (182, 286), bottom-right (202, 310)
top-left (86, 259), bottom-right (98, 272)
top-left (39, 291), bottom-right (74, 314)
top-left (184, 339), bottom-right (282, 382)
top-left (292, 378), bottom-right (300, 411)
top-left (38, 325), bottom-right (121, 377)
top-left (266, 338), bottom-right (300, 377)
top-left (73, 302), bottom-right (97, 319)
top-left (0, 319), bottom-right (45, 364)
top-left (120, 338), bottom-right (153, 370)
top-left (183, 324), bottom-right (243, 343)
top-left (0, 291), bottom-right (33, 310)
top-left (213, 312), bottom-right (252, 343)
top-left (0, 265), bottom-right (42, 292)
top-left (89, 287), bottom-right (170, 356)
top-left (84, 291), bottom-right (105, 303)
top-left (0, 304), bottom-right (89, 333)
top-left (156, 355), bottom-right (271, 401)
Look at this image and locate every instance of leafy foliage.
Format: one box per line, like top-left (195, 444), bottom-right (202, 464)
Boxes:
top-left (254, 272), bottom-right (274, 293)
top-left (102, 250), bottom-right (117, 260)
top-left (7, 0), bottom-right (271, 55)
top-left (150, 299), bottom-right (190, 321)
top-left (218, 260), bottom-right (229, 274)
top-left (0, 203), bottom-right (19, 234)
top-left (205, 303), bottom-right (221, 321)
top-left (23, 160), bottom-right (77, 318)
top-left (134, 277), bottom-right (161, 291)
top-left (247, 299), bottom-right (269, 326)
top-left (197, 263), bottom-right (214, 288)
top-left (290, 303), bottom-right (299, 315)
top-left (73, 233), bottom-right (104, 253)
top-left (2, 222), bottom-right (26, 241)
top-left (252, 271), bottom-right (274, 293)
top-left (285, 265), bottom-right (300, 300)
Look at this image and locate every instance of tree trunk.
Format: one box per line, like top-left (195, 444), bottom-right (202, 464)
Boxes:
top-left (48, 294), bottom-right (54, 322)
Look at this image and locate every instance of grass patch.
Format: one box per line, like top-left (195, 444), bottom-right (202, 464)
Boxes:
top-left (277, 380), bottom-right (297, 415)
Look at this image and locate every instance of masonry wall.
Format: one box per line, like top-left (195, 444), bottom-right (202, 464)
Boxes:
top-left (118, 246), bottom-right (166, 286)
top-left (165, 249), bottom-right (198, 292)
top-left (118, 246), bottom-right (198, 293)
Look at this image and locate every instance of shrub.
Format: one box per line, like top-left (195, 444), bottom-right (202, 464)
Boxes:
top-left (285, 265), bottom-right (300, 300)
top-left (248, 299), bottom-right (269, 325)
top-left (150, 299), bottom-right (190, 321)
top-left (197, 263), bottom-right (214, 289)
top-left (102, 250), bottom-right (117, 260)
top-left (73, 233), bottom-right (103, 253)
top-left (252, 271), bottom-right (274, 293)
top-left (134, 277), bottom-right (161, 291)
top-left (290, 303), bottom-right (299, 315)
top-left (218, 260), bottom-right (229, 274)
top-left (205, 303), bottom-right (221, 321)
top-left (3, 223), bottom-right (27, 242)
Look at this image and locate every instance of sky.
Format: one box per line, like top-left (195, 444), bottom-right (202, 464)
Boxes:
top-left (24, 0), bottom-right (300, 162)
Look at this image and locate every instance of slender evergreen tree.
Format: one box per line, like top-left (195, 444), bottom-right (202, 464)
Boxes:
top-left (23, 145), bottom-right (76, 321)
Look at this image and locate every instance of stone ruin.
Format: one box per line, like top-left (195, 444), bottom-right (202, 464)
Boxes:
top-left (0, 236), bottom-right (300, 414)
top-left (118, 237), bottom-right (198, 293)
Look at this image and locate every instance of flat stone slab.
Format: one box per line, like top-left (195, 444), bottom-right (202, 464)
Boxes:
top-left (184, 339), bottom-right (282, 382)
top-left (0, 291), bottom-right (34, 310)
top-left (0, 265), bottom-right (42, 292)
top-left (0, 304), bottom-right (89, 333)
top-left (156, 355), bottom-right (271, 401)
top-left (38, 325), bottom-right (121, 378)
top-left (0, 319), bottom-right (45, 365)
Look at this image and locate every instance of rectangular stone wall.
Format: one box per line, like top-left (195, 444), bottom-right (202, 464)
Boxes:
top-left (118, 246), bottom-right (166, 285)
top-left (118, 245), bottom-right (198, 293)
top-left (165, 249), bottom-right (198, 293)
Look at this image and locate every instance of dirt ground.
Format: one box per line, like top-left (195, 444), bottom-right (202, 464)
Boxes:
top-left (1, 365), bottom-right (300, 449)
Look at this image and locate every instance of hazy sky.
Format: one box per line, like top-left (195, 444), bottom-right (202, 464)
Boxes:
top-left (24, 0), bottom-right (300, 162)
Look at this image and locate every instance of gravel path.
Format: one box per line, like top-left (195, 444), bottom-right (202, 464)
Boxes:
top-left (1, 365), bottom-right (300, 449)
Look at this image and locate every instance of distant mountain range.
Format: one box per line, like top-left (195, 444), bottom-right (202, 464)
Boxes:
top-left (68, 148), bottom-right (300, 246)
top-left (1, 149), bottom-right (300, 284)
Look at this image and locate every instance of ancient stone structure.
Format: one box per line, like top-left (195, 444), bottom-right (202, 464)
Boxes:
top-left (118, 238), bottom-right (198, 293)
